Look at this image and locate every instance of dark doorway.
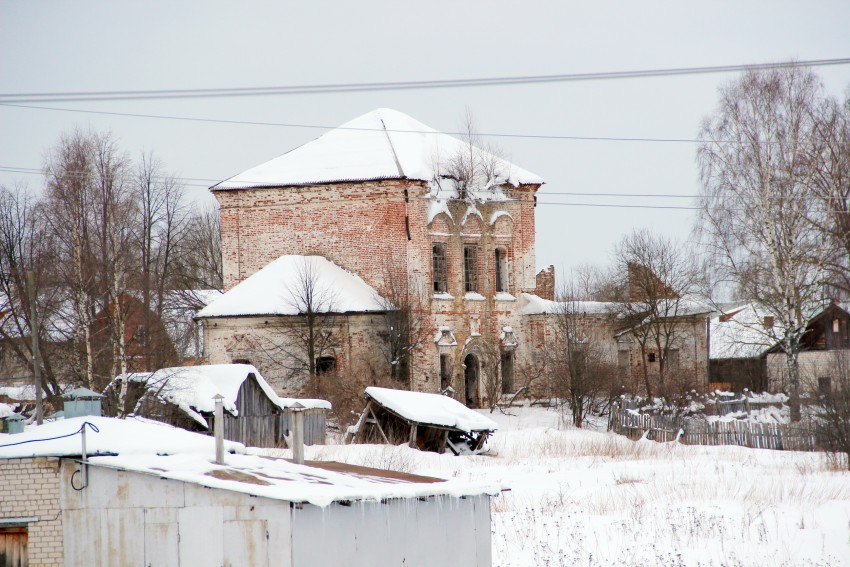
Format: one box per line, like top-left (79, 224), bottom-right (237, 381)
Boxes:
top-left (464, 353), bottom-right (479, 408)
top-left (315, 356), bottom-right (336, 376)
top-left (501, 351), bottom-right (515, 394)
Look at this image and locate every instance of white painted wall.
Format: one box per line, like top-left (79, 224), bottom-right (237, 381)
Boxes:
top-left (59, 461), bottom-right (491, 567)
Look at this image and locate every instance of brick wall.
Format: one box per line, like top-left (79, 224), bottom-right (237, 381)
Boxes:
top-left (212, 177), bottom-right (543, 404)
top-left (0, 457), bottom-right (63, 567)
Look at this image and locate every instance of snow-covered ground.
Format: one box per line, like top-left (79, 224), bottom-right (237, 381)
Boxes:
top-left (262, 405), bottom-right (850, 567)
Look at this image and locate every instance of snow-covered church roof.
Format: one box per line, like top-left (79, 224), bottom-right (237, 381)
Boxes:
top-left (195, 255), bottom-right (387, 318)
top-left (212, 108), bottom-right (544, 190)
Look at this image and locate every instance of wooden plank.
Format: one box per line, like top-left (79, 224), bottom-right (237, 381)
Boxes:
top-left (369, 405), bottom-right (391, 445)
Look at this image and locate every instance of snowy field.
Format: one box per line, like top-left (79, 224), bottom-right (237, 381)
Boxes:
top-left (264, 406), bottom-right (850, 567)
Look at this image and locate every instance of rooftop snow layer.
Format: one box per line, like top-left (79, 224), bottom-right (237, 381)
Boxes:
top-left (212, 108), bottom-right (543, 190)
top-left (195, 255), bottom-right (387, 318)
top-left (0, 416), bottom-right (245, 458)
top-left (709, 304), bottom-right (784, 360)
top-left (520, 293), bottom-right (615, 316)
top-left (118, 364), bottom-right (330, 427)
top-left (88, 452), bottom-right (499, 508)
top-left (365, 387), bottom-right (498, 433)
top-left (0, 416), bottom-right (497, 507)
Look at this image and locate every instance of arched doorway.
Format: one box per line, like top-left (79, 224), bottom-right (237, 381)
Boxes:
top-left (464, 353), bottom-right (480, 408)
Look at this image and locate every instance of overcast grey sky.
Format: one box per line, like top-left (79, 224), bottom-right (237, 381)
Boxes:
top-left (2, 1), bottom-right (848, 279)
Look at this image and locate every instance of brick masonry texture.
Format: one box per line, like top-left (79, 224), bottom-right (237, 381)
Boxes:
top-left (209, 179), bottom-right (545, 405)
top-left (0, 457), bottom-right (63, 567)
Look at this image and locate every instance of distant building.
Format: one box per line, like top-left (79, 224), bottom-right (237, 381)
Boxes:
top-left (198, 108), bottom-right (710, 404)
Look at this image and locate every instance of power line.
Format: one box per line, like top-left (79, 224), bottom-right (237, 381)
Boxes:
top-left (0, 103), bottom-right (711, 144)
top-left (1, 58), bottom-right (848, 103)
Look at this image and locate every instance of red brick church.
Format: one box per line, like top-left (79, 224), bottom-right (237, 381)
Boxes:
top-left (195, 108), bottom-right (708, 405)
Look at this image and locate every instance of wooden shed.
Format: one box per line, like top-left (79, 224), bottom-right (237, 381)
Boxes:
top-left (350, 387), bottom-right (498, 454)
top-left (109, 364), bottom-right (329, 447)
top-left (0, 416), bottom-right (495, 567)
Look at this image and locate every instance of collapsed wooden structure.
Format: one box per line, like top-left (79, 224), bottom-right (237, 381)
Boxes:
top-left (349, 387), bottom-right (498, 455)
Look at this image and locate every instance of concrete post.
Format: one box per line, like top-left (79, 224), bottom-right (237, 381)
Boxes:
top-left (291, 402), bottom-right (305, 465)
top-left (213, 394), bottom-right (225, 465)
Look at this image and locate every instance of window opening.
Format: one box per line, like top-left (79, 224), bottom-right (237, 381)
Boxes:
top-left (440, 354), bottom-right (452, 390)
top-left (495, 248), bottom-right (508, 293)
top-left (316, 356), bottom-right (336, 376)
top-left (618, 350), bottom-right (630, 370)
top-left (432, 243), bottom-right (448, 293)
top-left (501, 351), bottom-right (514, 394)
top-left (464, 245), bottom-right (479, 293)
top-left (667, 349), bottom-right (679, 370)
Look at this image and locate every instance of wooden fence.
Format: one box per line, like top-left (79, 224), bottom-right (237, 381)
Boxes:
top-left (608, 404), bottom-right (819, 452)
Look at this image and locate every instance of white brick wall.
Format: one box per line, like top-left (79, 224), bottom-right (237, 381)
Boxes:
top-left (0, 457), bottom-right (63, 567)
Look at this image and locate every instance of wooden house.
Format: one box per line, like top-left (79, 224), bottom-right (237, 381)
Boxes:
top-left (766, 303), bottom-right (850, 394)
top-left (108, 364), bottom-right (329, 447)
top-left (350, 387), bottom-right (498, 454)
top-left (0, 416), bottom-right (495, 567)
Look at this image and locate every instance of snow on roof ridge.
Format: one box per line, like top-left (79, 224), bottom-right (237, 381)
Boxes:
top-left (196, 255), bottom-right (387, 319)
top-left (212, 108), bottom-right (543, 191)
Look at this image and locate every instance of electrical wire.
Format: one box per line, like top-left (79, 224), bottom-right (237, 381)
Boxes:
top-left (0, 421), bottom-right (99, 448)
top-left (0, 103), bottom-right (716, 144)
top-left (1, 58), bottom-right (848, 103)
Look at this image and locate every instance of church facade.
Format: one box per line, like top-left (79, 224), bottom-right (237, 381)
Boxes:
top-left (196, 108), bottom-right (709, 406)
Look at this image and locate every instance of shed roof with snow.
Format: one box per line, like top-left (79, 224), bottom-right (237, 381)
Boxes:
top-left (195, 255), bottom-right (386, 319)
top-left (364, 387), bottom-right (498, 433)
top-left (211, 108), bottom-right (543, 191)
top-left (116, 363), bottom-right (329, 427)
top-left (0, 416), bottom-right (496, 507)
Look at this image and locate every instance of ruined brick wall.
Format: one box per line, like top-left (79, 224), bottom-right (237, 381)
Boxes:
top-left (213, 178), bottom-right (542, 405)
top-left (534, 266), bottom-right (555, 301)
top-left (215, 180), bottom-right (419, 294)
top-left (0, 457), bottom-right (63, 566)
top-left (202, 313), bottom-right (387, 396)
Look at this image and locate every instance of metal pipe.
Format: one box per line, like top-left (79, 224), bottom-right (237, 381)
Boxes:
top-left (213, 394), bottom-right (225, 464)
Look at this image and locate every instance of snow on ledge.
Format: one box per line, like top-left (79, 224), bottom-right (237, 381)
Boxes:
top-left (494, 292), bottom-right (516, 301)
top-left (489, 211), bottom-right (513, 225)
top-left (465, 292), bottom-right (486, 301)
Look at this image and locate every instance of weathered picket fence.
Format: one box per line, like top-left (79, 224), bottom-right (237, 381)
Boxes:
top-left (608, 403), bottom-right (819, 452)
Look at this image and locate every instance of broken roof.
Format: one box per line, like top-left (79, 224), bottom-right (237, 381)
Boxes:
top-left (0, 416), bottom-right (498, 507)
top-left (365, 387), bottom-right (498, 433)
top-left (195, 255), bottom-right (387, 318)
top-left (212, 108), bottom-right (544, 191)
top-left (709, 304), bottom-right (783, 360)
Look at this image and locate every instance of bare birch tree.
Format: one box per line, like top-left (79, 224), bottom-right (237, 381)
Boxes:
top-left (698, 66), bottom-right (835, 421)
top-left (134, 152), bottom-right (190, 372)
top-left (808, 93), bottom-right (850, 296)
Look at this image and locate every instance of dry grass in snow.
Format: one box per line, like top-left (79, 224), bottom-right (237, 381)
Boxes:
top-left (266, 406), bottom-right (850, 566)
